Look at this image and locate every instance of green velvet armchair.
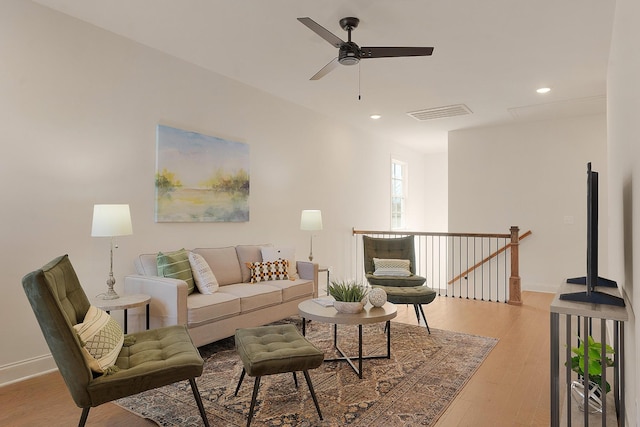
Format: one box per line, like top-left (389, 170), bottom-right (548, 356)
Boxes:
top-left (363, 235), bottom-right (436, 333)
top-left (22, 254), bottom-right (210, 427)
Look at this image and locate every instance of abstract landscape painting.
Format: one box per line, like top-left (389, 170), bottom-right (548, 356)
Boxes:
top-left (155, 125), bottom-right (249, 222)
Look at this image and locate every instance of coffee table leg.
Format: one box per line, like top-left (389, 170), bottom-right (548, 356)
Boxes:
top-left (302, 317), bottom-right (306, 336)
top-left (386, 320), bottom-right (391, 358)
top-left (358, 324), bottom-right (363, 379)
top-left (333, 324), bottom-right (337, 346)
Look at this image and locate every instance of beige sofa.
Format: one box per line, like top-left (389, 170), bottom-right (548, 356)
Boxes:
top-left (124, 245), bottom-right (318, 347)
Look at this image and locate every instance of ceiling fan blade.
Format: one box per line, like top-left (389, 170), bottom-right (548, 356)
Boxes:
top-left (360, 46), bottom-right (434, 58)
top-left (310, 57), bottom-right (340, 80)
top-left (298, 17), bottom-right (344, 48)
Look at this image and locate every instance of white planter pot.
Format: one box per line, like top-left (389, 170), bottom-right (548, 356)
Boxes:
top-left (571, 380), bottom-right (604, 414)
top-left (333, 301), bottom-right (365, 314)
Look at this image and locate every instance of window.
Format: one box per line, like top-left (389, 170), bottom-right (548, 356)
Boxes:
top-left (391, 159), bottom-right (407, 229)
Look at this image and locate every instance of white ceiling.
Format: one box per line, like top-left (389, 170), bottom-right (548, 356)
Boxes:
top-left (32, 0), bottom-right (615, 153)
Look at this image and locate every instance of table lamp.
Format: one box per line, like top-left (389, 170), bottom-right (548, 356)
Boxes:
top-left (300, 209), bottom-right (322, 261)
top-left (91, 204), bottom-right (133, 300)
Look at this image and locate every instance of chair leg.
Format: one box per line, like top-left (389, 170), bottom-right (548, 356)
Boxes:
top-left (303, 370), bottom-right (323, 420)
top-left (78, 407), bottom-right (90, 427)
top-left (235, 368), bottom-right (246, 396)
top-left (292, 371), bottom-right (298, 388)
top-left (189, 378), bottom-right (210, 427)
top-left (247, 376), bottom-right (261, 427)
top-left (416, 304), bottom-right (431, 334)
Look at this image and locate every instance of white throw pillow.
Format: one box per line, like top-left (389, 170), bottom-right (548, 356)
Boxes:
top-left (261, 247), bottom-right (298, 279)
top-left (188, 251), bottom-right (219, 294)
top-left (372, 258), bottom-right (412, 277)
top-left (73, 305), bottom-right (124, 374)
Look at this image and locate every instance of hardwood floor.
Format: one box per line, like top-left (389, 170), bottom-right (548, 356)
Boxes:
top-left (425, 291), bottom-right (553, 427)
top-left (0, 291), bottom-right (553, 426)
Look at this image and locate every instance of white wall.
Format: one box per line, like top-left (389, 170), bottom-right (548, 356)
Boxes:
top-left (423, 151), bottom-right (448, 231)
top-left (607, 0), bottom-right (640, 422)
top-left (448, 115), bottom-right (608, 293)
top-left (0, 1), bottom-right (428, 384)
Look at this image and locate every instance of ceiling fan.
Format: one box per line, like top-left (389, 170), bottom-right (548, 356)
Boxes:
top-left (298, 16), bottom-right (434, 80)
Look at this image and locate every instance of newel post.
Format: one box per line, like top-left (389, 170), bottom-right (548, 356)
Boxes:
top-left (508, 226), bottom-right (523, 305)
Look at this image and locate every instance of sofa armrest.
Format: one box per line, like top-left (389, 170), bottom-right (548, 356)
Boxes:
top-left (123, 275), bottom-right (188, 328)
top-left (296, 261), bottom-right (319, 298)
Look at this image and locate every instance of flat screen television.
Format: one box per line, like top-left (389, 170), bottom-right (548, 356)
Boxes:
top-left (560, 163), bottom-right (625, 307)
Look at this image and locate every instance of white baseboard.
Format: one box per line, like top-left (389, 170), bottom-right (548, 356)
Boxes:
top-left (0, 353), bottom-right (57, 387)
top-left (523, 282), bottom-right (561, 294)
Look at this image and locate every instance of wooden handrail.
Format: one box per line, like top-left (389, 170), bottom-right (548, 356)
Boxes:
top-left (353, 228), bottom-right (510, 239)
top-left (447, 230), bottom-right (532, 285)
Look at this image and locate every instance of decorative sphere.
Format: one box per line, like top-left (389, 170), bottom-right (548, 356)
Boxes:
top-left (368, 288), bottom-right (387, 307)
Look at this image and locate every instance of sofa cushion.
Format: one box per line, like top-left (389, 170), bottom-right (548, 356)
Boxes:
top-left (236, 244), bottom-right (271, 283)
top-left (263, 278), bottom-right (314, 302)
top-left (246, 259), bottom-right (289, 283)
top-left (186, 292), bottom-right (241, 327)
top-left (188, 252), bottom-right (219, 294)
top-left (192, 247), bottom-right (242, 286)
top-left (134, 253), bottom-right (160, 276)
top-left (221, 283), bottom-right (282, 312)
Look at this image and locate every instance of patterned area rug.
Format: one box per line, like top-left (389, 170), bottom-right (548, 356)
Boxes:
top-left (116, 318), bottom-right (497, 426)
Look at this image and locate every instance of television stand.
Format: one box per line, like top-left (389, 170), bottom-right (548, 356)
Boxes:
top-left (566, 275), bottom-right (618, 288)
top-left (559, 290), bottom-right (625, 307)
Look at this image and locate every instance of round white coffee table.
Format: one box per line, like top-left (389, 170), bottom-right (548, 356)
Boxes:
top-left (298, 299), bottom-right (397, 378)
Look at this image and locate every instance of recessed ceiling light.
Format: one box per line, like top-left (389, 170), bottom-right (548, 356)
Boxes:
top-left (370, 114), bottom-right (381, 120)
top-left (536, 87), bottom-right (551, 94)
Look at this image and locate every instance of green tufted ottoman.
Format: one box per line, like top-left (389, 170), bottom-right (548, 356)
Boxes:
top-left (371, 285), bottom-right (437, 333)
top-left (234, 324), bottom-right (324, 427)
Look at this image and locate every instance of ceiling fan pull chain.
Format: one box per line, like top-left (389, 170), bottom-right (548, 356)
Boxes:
top-left (358, 62), bottom-right (362, 100)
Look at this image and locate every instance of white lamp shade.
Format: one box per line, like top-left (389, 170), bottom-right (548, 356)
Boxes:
top-left (300, 210), bottom-right (323, 231)
top-left (91, 204), bottom-right (133, 237)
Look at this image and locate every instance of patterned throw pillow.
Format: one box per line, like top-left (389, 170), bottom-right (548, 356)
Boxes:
top-left (261, 247), bottom-right (298, 279)
top-left (372, 258), bottom-right (412, 277)
top-left (73, 305), bottom-right (124, 375)
top-left (188, 251), bottom-right (219, 294)
top-left (246, 259), bottom-right (289, 283)
top-left (157, 248), bottom-right (195, 294)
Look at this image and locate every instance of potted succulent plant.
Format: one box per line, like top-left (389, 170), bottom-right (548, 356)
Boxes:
top-left (568, 335), bottom-right (615, 413)
top-left (328, 280), bottom-right (368, 313)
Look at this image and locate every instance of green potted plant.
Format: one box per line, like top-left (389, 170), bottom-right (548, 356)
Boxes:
top-left (567, 335), bottom-right (614, 413)
top-left (328, 280), bottom-right (368, 313)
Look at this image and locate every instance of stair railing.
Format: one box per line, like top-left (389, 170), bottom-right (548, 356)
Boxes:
top-left (353, 226), bottom-right (528, 305)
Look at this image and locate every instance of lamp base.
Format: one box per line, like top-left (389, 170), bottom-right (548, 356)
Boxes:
top-left (100, 274), bottom-right (120, 300)
top-left (100, 288), bottom-right (120, 300)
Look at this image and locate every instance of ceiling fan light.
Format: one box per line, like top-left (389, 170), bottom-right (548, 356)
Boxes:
top-left (339, 56), bottom-right (359, 66)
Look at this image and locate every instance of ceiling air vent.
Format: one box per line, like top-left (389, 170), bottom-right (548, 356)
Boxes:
top-left (407, 104), bottom-right (472, 121)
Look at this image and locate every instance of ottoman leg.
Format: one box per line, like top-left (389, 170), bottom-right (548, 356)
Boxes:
top-left (247, 376), bottom-right (261, 427)
top-left (292, 371), bottom-right (298, 388)
top-left (189, 378), bottom-right (210, 427)
top-left (235, 368), bottom-right (246, 396)
top-left (303, 370), bottom-right (323, 420)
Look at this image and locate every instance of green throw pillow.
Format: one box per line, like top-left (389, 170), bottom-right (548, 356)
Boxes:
top-left (157, 248), bottom-right (195, 294)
